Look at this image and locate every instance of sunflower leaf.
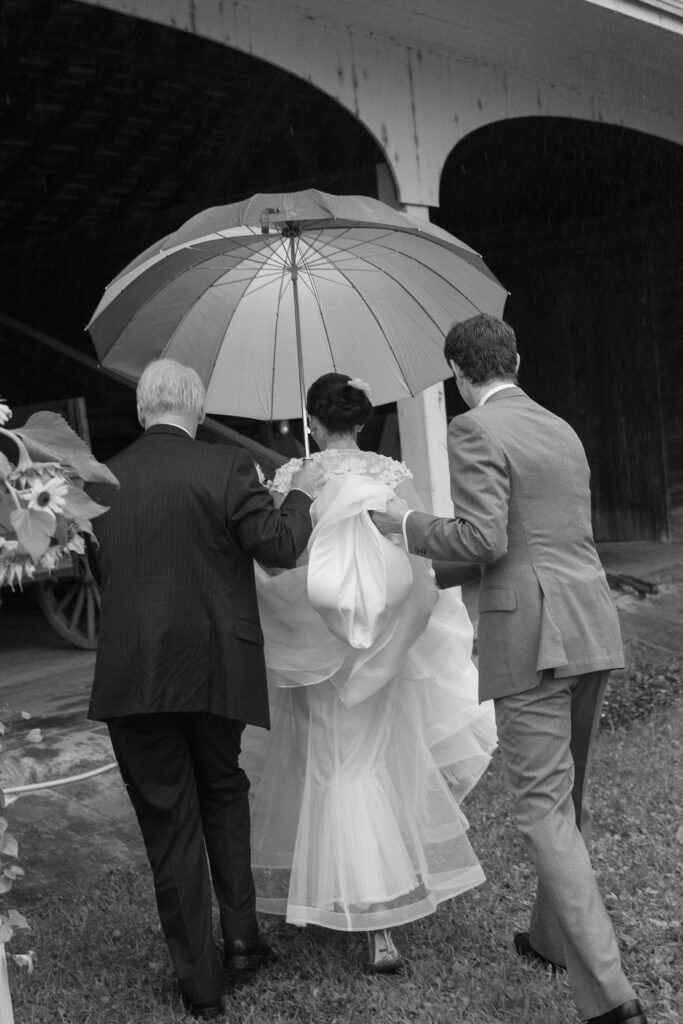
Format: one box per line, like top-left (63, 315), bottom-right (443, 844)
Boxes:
top-left (61, 483), bottom-right (109, 521)
top-left (12, 412), bottom-right (119, 485)
top-left (9, 508), bottom-right (55, 562)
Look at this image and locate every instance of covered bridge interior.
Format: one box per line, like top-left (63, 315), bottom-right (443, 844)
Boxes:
top-left (2, 0), bottom-right (682, 540)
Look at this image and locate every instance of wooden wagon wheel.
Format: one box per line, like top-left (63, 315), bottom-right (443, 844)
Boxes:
top-left (34, 547), bottom-right (100, 650)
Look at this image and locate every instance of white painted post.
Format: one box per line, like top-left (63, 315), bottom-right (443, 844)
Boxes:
top-left (392, 197), bottom-right (452, 516)
top-left (375, 170), bottom-right (453, 514)
top-left (396, 381), bottom-right (452, 515)
top-left (0, 944), bottom-right (14, 1024)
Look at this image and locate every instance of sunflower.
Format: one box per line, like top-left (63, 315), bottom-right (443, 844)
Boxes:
top-left (26, 475), bottom-right (68, 517)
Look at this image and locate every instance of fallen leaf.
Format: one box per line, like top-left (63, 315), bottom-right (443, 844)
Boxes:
top-left (11, 950), bottom-right (35, 973)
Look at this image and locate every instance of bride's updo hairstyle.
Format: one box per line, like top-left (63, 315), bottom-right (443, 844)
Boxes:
top-left (306, 373), bottom-right (373, 434)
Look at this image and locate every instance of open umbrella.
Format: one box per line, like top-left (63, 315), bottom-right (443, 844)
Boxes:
top-left (87, 190), bottom-right (507, 455)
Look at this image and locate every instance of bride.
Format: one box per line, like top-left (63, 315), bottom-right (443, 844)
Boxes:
top-left (243, 373), bottom-right (497, 972)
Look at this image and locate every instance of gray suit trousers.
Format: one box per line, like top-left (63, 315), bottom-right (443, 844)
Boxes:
top-left (494, 671), bottom-right (636, 1019)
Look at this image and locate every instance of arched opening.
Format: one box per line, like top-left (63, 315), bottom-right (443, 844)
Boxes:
top-left (434, 117), bottom-right (683, 542)
top-left (0, 0), bottom-right (387, 458)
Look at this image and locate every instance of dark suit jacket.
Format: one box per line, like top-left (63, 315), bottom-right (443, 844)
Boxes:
top-left (88, 424), bottom-right (313, 727)
top-left (405, 388), bottom-right (623, 701)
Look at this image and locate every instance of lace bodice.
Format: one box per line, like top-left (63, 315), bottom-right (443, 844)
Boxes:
top-left (271, 449), bottom-right (412, 496)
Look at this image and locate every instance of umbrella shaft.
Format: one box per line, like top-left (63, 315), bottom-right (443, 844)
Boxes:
top-left (289, 234), bottom-right (310, 458)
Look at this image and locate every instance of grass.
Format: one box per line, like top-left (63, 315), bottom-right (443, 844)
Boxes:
top-left (600, 642), bottom-right (682, 732)
top-left (6, 660), bottom-right (683, 1024)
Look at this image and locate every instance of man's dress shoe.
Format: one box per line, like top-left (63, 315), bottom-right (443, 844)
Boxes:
top-left (584, 1000), bottom-right (648, 1024)
top-left (224, 934), bottom-right (278, 971)
top-left (513, 931), bottom-right (566, 973)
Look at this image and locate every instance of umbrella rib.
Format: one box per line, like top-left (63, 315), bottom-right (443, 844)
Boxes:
top-left (210, 269), bottom-right (290, 295)
top-left (318, 222), bottom-right (491, 273)
top-left (100, 238), bottom-right (286, 351)
top-left (299, 225), bottom-right (499, 313)
top-left (198, 235), bottom-right (292, 410)
top-left (181, 236), bottom-right (293, 418)
top-left (279, 229), bottom-right (468, 395)
top-left (292, 229), bottom-right (448, 392)
top-left (205, 239), bottom-right (290, 419)
top-left (158, 238), bottom-right (288, 372)
top-left (318, 227), bottom-right (496, 327)
top-left (200, 235), bottom-right (291, 278)
top-left (210, 235), bottom-right (290, 420)
top-left (298, 232), bottom-right (416, 396)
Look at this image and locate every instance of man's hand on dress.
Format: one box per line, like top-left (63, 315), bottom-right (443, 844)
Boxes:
top-left (290, 459), bottom-right (326, 499)
top-left (371, 495), bottom-right (411, 536)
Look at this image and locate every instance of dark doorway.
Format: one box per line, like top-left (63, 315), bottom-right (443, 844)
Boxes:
top-left (0, 0), bottom-right (385, 454)
top-left (434, 117), bottom-right (683, 542)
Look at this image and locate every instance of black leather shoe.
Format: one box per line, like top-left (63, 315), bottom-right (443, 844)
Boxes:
top-left (224, 934), bottom-right (278, 971)
top-left (513, 931), bottom-right (566, 973)
top-left (584, 999), bottom-right (647, 1024)
top-left (183, 998), bottom-right (225, 1020)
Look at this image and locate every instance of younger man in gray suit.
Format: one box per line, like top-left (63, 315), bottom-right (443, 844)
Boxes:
top-left (373, 314), bottom-right (646, 1024)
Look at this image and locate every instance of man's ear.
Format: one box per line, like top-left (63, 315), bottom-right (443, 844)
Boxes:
top-left (449, 360), bottom-right (465, 384)
top-left (515, 353), bottom-right (521, 373)
top-left (136, 402), bottom-right (146, 428)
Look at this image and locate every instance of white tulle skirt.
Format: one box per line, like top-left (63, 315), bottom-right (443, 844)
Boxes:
top-left (242, 475), bottom-right (497, 932)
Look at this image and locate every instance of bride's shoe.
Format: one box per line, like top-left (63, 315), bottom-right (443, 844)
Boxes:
top-left (366, 929), bottom-right (403, 973)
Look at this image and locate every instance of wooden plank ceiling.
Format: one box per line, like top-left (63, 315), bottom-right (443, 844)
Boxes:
top-left (0, 0), bottom-right (382, 245)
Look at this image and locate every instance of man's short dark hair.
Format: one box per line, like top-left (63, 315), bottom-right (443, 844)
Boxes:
top-left (444, 313), bottom-right (518, 384)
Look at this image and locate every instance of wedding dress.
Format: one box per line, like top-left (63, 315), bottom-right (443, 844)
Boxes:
top-left (242, 449), bottom-right (497, 932)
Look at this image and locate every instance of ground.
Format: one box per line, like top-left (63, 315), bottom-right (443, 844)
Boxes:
top-left (0, 542), bottom-right (681, 1022)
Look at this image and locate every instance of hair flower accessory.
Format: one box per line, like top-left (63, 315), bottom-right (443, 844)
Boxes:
top-left (348, 378), bottom-right (373, 399)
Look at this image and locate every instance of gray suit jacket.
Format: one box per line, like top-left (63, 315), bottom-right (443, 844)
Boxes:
top-left (406, 387), bottom-right (623, 701)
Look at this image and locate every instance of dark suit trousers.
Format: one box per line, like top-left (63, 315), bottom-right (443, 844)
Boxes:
top-left (107, 712), bottom-right (258, 1007)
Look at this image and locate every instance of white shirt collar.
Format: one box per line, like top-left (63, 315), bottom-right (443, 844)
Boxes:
top-left (149, 421), bottom-right (194, 437)
top-left (478, 382), bottom-right (517, 407)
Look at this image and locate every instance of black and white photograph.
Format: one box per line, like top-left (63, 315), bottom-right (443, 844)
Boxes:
top-left (0, 2), bottom-right (681, 1022)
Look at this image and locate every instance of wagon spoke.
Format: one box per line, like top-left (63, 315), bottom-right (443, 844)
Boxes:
top-left (34, 552), bottom-right (101, 651)
top-left (57, 583), bottom-right (80, 615)
top-left (69, 586), bottom-right (86, 632)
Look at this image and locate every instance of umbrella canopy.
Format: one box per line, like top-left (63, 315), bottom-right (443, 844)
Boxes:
top-left (88, 190), bottom-right (507, 430)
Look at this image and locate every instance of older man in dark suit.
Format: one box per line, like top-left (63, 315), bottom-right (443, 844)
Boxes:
top-left (373, 315), bottom-right (646, 1024)
top-left (89, 358), bottom-right (323, 1020)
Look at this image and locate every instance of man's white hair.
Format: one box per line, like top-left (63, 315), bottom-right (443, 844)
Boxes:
top-left (136, 359), bottom-right (206, 420)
